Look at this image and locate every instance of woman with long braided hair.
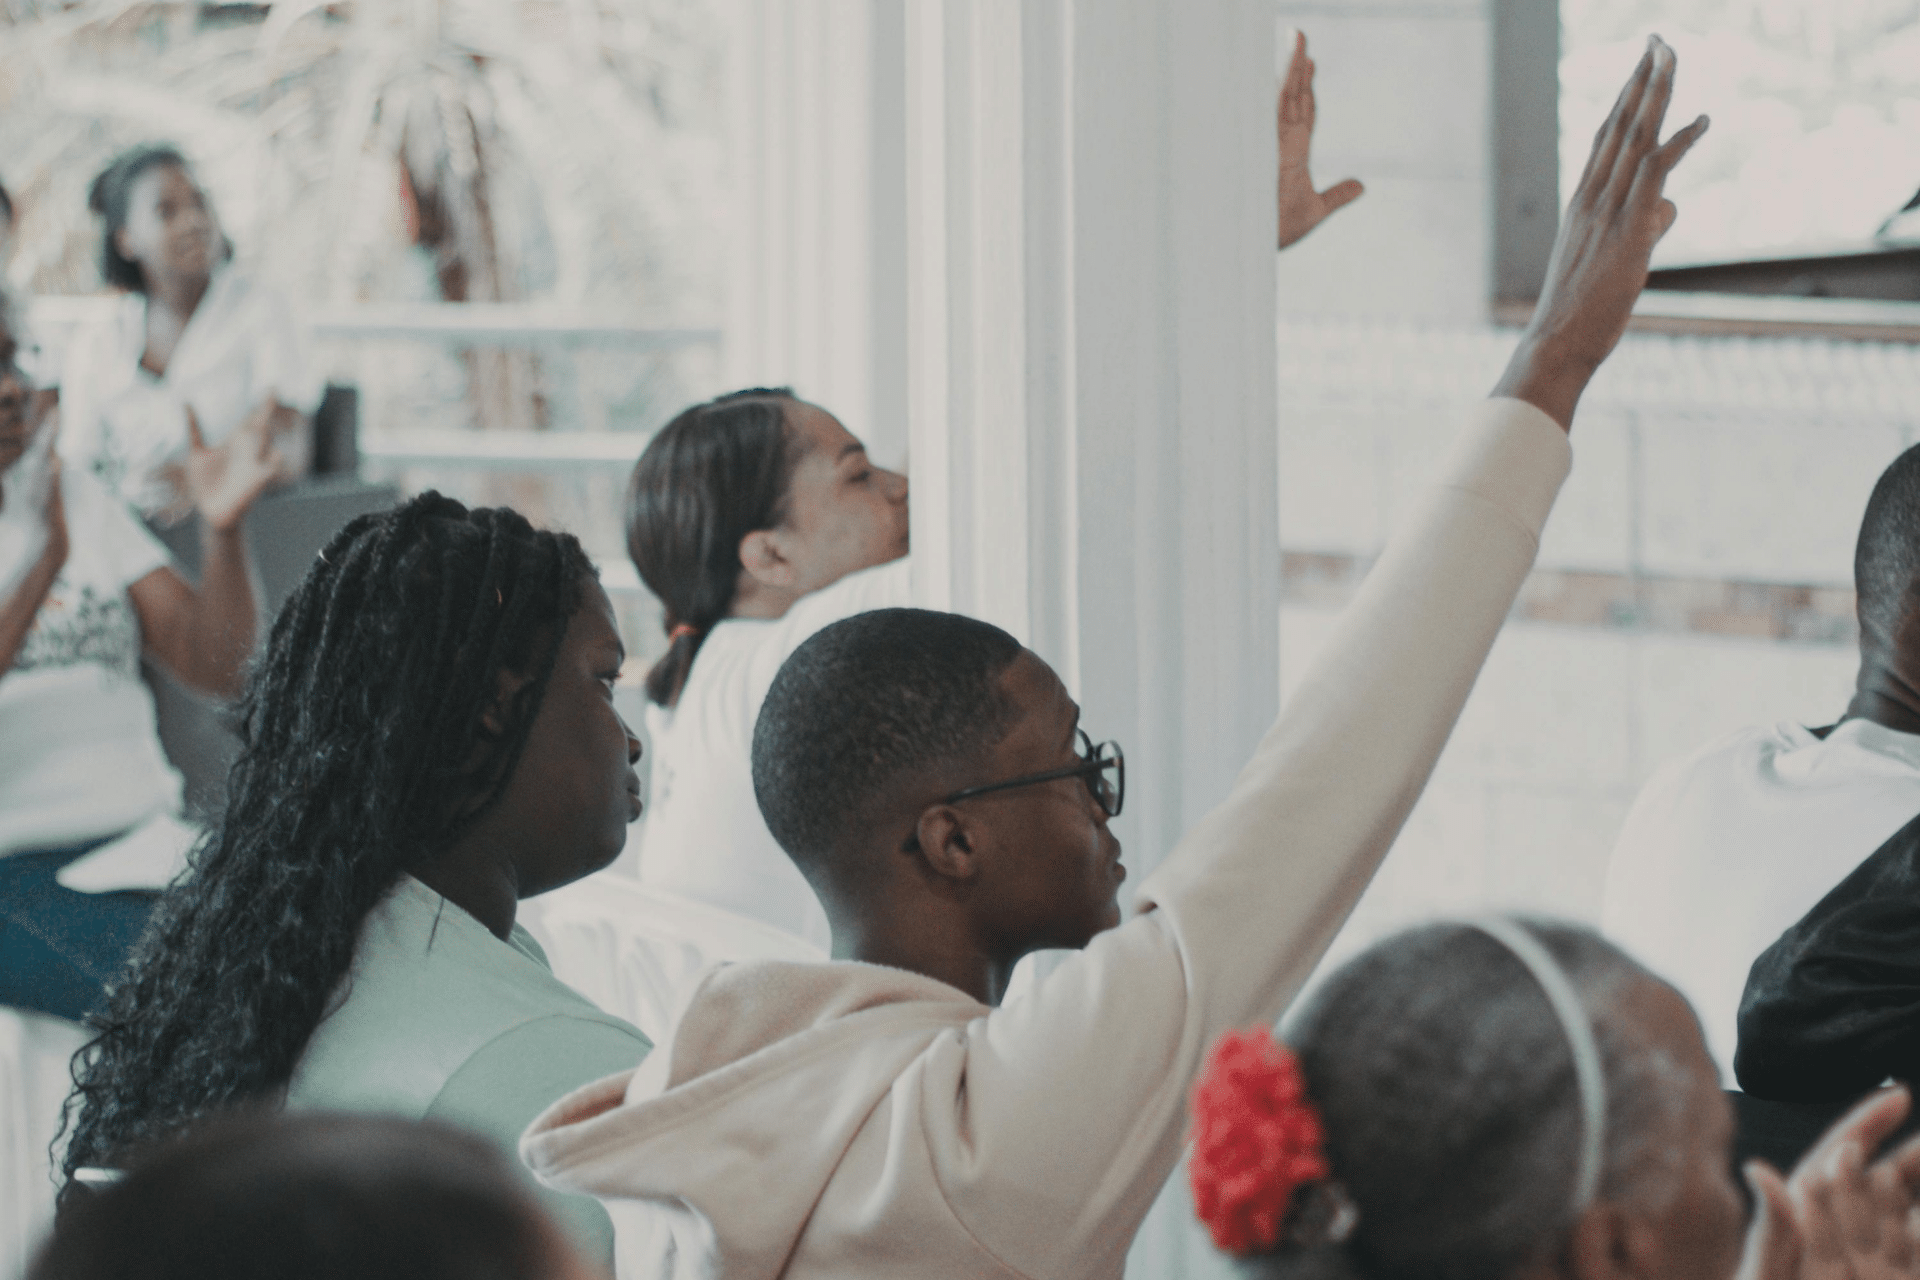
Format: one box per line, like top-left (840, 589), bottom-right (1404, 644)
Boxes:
top-left (59, 492), bottom-right (650, 1268)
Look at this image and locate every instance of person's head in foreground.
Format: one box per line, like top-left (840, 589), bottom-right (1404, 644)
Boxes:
top-left (89, 143), bottom-right (227, 297)
top-left (59, 492), bottom-right (640, 1190)
top-left (31, 1112), bottom-right (594, 1280)
top-left (1190, 918), bottom-right (1920, 1280)
top-left (752, 608), bottom-right (1124, 1004)
top-left (627, 387), bottom-right (907, 705)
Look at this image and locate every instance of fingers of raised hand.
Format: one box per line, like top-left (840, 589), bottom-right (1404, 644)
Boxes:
top-left (1601, 40), bottom-right (1678, 207)
top-left (1320, 179), bottom-right (1364, 217)
top-left (1280, 32), bottom-right (1307, 119)
top-left (1578, 41), bottom-right (1659, 201)
top-left (184, 405), bottom-right (207, 452)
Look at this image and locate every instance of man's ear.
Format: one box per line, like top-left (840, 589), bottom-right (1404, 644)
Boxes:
top-left (739, 527), bottom-right (799, 591)
top-left (1564, 1200), bottom-right (1659, 1280)
top-left (911, 806), bottom-right (983, 886)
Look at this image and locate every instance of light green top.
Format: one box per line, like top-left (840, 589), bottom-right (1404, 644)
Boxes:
top-left (286, 875), bottom-right (651, 1268)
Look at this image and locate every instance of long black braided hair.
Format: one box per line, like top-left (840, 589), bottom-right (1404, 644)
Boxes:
top-left (58, 492), bottom-right (596, 1195)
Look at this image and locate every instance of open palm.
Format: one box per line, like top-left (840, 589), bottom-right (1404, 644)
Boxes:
top-left (1277, 31), bottom-right (1364, 250)
top-left (182, 403), bottom-right (283, 533)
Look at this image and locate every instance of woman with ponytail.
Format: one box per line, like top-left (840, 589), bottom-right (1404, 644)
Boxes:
top-left (625, 389), bottom-right (907, 950)
top-left (60, 493), bottom-right (651, 1270)
top-left (1190, 918), bottom-right (1920, 1280)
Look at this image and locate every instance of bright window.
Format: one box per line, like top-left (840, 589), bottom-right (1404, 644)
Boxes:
top-left (1560, 0), bottom-right (1920, 265)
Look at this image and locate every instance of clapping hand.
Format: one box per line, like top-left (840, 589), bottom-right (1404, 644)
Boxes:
top-left (1276, 31), bottom-right (1364, 250)
top-left (181, 402), bottom-right (284, 534)
top-left (1492, 36), bottom-right (1709, 430)
top-left (1740, 1087), bottom-right (1920, 1280)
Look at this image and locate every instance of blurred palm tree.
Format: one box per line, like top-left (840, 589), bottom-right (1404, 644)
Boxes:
top-left (0, 0), bottom-right (724, 432)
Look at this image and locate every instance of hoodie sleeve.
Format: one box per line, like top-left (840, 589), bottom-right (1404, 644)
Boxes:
top-left (933, 397), bottom-right (1570, 1279)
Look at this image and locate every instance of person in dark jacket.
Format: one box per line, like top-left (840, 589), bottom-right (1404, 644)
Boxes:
top-left (1736, 806), bottom-right (1920, 1102)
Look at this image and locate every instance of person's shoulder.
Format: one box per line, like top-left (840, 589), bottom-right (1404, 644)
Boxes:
top-left (1639, 723), bottom-right (1793, 797)
top-left (1612, 724), bottom-right (1788, 848)
top-left (759, 556), bottom-right (913, 664)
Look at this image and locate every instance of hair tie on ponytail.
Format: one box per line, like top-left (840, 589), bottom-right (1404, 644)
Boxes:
top-left (667, 622), bottom-right (700, 644)
top-left (1190, 1025), bottom-right (1348, 1256)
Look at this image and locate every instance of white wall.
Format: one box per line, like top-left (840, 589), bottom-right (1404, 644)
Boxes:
top-left (1277, 317), bottom-right (1920, 979)
top-left (1270, 0), bottom-right (1920, 985)
top-left (1272, 0), bottom-right (1493, 323)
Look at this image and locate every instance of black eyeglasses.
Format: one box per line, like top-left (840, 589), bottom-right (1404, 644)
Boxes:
top-left (938, 728), bottom-right (1125, 819)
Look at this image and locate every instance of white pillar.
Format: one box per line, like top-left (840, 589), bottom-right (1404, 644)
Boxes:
top-left (895, 0), bottom-right (1279, 874)
top-left (892, 9), bottom-right (1279, 1268)
top-left (724, 0), bottom-right (907, 468)
top-left (732, 3), bottom-right (1280, 1274)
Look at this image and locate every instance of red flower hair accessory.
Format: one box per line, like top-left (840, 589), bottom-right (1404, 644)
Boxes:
top-left (1189, 1025), bottom-right (1332, 1256)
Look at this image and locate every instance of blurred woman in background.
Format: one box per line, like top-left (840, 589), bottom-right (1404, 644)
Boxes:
top-left (0, 287), bottom-right (272, 1023)
top-left (57, 144), bottom-right (321, 515)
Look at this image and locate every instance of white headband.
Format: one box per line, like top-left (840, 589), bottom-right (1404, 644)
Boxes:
top-left (1468, 916), bottom-right (1607, 1213)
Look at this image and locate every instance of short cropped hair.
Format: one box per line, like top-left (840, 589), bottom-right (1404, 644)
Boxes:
top-left (752, 608), bottom-right (1025, 885)
top-left (1856, 444), bottom-right (1920, 656)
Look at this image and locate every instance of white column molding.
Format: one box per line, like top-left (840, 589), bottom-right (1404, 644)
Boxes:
top-left (724, 0), bottom-right (903, 466)
top-left (732, 5), bottom-right (1280, 1273)
top-left (897, 0), bottom-right (1280, 867)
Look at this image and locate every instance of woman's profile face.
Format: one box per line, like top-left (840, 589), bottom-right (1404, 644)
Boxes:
top-left (772, 401), bottom-right (909, 597)
top-left (116, 163), bottom-right (220, 285)
top-left (491, 579), bottom-right (643, 898)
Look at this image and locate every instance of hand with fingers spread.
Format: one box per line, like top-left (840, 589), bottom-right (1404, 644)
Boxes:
top-left (1276, 31), bottom-right (1364, 250)
top-left (181, 401), bottom-right (284, 534)
top-left (1491, 34), bottom-right (1710, 431)
top-left (1741, 1087), bottom-right (1920, 1280)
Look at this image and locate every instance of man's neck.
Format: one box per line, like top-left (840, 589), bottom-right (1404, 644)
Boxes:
top-left (834, 917), bottom-right (1014, 1006)
top-left (1843, 650), bottom-right (1920, 737)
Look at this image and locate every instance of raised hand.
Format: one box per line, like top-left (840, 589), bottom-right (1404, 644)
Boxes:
top-left (1491, 36), bottom-right (1709, 430)
top-left (1276, 31), bottom-right (1364, 250)
top-left (182, 401), bottom-right (284, 534)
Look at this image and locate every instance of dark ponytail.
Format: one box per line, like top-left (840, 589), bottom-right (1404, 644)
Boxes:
top-left (627, 388), bottom-right (798, 706)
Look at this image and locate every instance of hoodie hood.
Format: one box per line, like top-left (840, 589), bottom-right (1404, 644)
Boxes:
top-left (523, 958), bottom-right (986, 1279)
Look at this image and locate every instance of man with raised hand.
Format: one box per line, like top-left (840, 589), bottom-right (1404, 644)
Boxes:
top-left (526, 38), bottom-right (1707, 1280)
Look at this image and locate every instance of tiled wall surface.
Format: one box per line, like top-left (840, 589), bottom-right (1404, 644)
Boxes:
top-left (1277, 317), bottom-right (1920, 978)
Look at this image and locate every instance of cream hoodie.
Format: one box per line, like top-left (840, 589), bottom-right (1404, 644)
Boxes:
top-left (523, 399), bottom-right (1572, 1280)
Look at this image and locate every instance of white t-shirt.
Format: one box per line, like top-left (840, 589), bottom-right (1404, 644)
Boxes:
top-left (58, 267), bottom-right (324, 513)
top-left (639, 559), bottom-right (913, 950)
top-left (0, 466), bottom-right (181, 855)
top-left (1601, 717), bottom-right (1920, 1082)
